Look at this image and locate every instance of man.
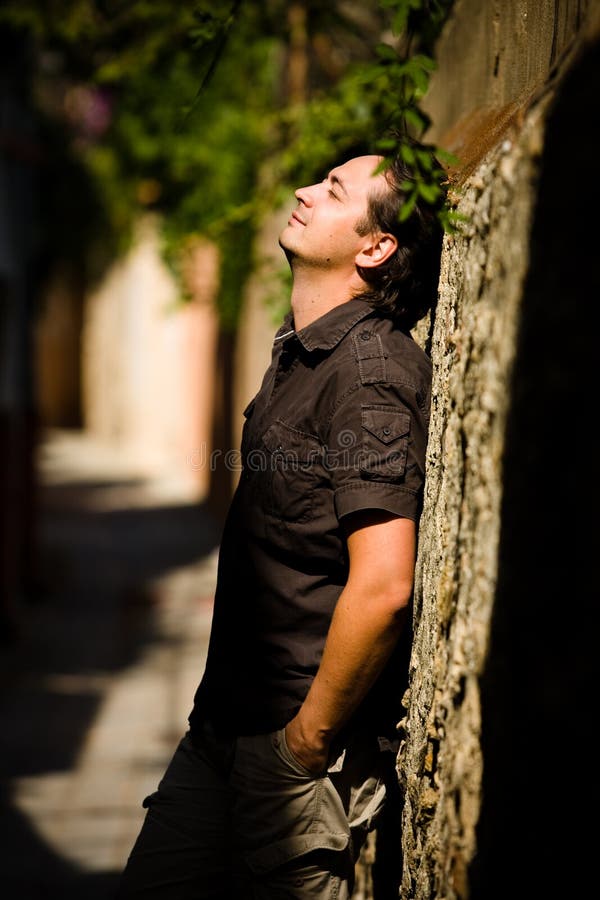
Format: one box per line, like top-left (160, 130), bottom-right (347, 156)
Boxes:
top-left (117, 144), bottom-right (443, 899)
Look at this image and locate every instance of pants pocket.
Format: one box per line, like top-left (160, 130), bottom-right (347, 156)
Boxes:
top-left (245, 831), bottom-right (349, 876)
top-left (231, 731), bottom-right (351, 876)
top-left (275, 726), bottom-right (316, 777)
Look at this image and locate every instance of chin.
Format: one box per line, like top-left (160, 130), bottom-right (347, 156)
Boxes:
top-left (278, 228), bottom-right (296, 253)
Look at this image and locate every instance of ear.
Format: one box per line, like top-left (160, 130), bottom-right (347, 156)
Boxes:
top-left (355, 232), bottom-right (398, 269)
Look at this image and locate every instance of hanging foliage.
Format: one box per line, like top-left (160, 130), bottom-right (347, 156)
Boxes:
top-left (0, 0), bottom-right (458, 329)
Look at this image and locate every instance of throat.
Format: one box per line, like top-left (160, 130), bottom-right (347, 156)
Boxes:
top-left (290, 269), bottom-right (362, 331)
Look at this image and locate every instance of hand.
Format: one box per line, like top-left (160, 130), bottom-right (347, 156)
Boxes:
top-left (285, 715), bottom-right (330, 776)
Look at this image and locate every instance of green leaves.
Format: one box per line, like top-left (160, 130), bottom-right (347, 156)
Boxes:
top-left (398, 190), bottom-right (418, 221)
top-left (379, 0), bottom-right (422, 36)
top-left (278, 0), bottom-right (457, 232)
top-left (375, 42), bottom-right (399, 62)
top-left (2, 0), bottom-right (460, 332)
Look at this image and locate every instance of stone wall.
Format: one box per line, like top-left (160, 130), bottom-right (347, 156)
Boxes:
top-left (398, 93), bottom-right (550, 900)
top-left (423, 0), bottom-right (590, 182)
top-left (395, 3), bottom-right (599, 897)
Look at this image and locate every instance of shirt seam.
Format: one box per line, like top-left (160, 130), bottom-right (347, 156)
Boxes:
top-left (334, 481), bottom-right (419, 497)
top-left (324, 376), bottom-right (426, 433)
top-left (325, 380), bottom-right (363, 430)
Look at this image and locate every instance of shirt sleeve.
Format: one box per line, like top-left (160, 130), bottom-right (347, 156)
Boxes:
top-left (325, 382), bottom-right (430, 523)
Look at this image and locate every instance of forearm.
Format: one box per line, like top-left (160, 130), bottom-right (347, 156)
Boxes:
top-left (285, 511), bottom-right (416, 773)
top-left (298, 585), bottom-right (408, 741)
top-left (285, 581), bottom-right (410, 774)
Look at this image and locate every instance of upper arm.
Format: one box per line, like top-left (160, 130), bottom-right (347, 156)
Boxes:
top-left (327, 382), bottom-right (429, 525)
top-left (342, 509), bottom-right (416, 607)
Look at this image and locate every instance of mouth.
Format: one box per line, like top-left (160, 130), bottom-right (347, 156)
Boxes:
top-left (290, 210), bottom-right (306, 226)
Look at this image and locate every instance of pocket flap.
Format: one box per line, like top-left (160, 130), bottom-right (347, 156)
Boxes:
top-left (361, 406), bottom-right (411, 445)
top-left (262, 420), bottom-right (321, 461)
top-left (244, 832), bottom-right (349, 874)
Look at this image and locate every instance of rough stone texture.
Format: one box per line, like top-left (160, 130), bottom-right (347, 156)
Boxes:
top-left (469, 29), bottom-right (599, 900)
top-left (381, 4), bottom-right (600, 897)
top-left (396, 97), bottom-right (551, 900)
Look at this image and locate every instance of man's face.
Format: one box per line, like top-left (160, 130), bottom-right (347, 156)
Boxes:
top-left (279, 155), bottom-right (385, 270)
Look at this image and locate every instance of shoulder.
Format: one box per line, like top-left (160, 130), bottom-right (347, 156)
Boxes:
top-left (311, 311), bottom-right (432, 435)
top-left (341, 313), bottom-right (431, 398)
top-left (324, 317), bottom-right (431, 429)
top-left (369, 315), bottom-right (431, 384)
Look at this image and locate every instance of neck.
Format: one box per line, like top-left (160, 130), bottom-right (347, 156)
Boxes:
top-left (289, 265), bottom-right (364, 331)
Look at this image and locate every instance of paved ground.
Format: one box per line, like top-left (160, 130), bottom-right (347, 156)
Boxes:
top-left (0, 428), bottom-right (221, 899)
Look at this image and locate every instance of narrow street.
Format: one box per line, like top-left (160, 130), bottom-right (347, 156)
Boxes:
top-left (0, 428), bottom-right (221, 899)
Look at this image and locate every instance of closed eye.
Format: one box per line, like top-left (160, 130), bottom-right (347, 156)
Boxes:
top-left (323, 173), bottom-right (345, 201)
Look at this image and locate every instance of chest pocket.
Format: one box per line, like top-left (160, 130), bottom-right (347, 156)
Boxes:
top-left (360, 405), bottom-right (410, 481)
top-left (261, 420), bottom-right (323, 523)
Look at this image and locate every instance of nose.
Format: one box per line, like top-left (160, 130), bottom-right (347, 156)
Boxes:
top-left (294, 184), bottom-right (315, 206)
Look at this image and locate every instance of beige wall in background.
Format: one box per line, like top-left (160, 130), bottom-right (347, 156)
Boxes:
top-left (34, 265), bottom-right (82, 428)
top-left (81, 216), bottom-right (219, 499)
top-left (232, 205), bottom-right (291, 489)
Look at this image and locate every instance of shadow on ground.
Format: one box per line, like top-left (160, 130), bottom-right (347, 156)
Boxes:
top-left (0, 456), bottom-right (221, 899)
top-left (1, 780), bottom-right (122, 900)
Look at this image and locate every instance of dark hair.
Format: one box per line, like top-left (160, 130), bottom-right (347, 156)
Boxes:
top-left (353, 139), bottom-right (445, 331)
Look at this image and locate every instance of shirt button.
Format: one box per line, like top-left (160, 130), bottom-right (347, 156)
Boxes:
top-left (382, 427), bottom-right (391, 436)
top-left (360, 330), bottom-right (371, 341)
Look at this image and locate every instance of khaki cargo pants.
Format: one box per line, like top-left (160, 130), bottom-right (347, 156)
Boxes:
top-left (116, 719), bottom-right (399, 899)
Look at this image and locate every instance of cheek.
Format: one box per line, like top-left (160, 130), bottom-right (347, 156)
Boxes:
top-left (311, 211), bottom-right (362, 257)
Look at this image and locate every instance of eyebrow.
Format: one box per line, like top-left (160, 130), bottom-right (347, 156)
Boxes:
top-left (328, 173), bottom-right (349, 197)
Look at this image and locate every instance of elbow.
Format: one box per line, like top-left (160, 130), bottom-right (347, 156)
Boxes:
top-left (370, 579), bottom-right (414, 620)
top-left (390, 582), bottom-right (413, 617)
top-left (346, 566), bottom-right (415, 619)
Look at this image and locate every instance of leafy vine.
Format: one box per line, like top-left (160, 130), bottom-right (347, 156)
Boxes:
top-left (0, 0), bottom-right (460, 328)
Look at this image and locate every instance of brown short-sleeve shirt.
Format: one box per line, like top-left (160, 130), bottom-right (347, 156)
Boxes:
top-left (189, 298), bottom-right (432, 738)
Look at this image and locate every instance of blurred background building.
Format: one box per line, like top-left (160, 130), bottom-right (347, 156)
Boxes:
top-left (0, 4), bottom-right (398, 897)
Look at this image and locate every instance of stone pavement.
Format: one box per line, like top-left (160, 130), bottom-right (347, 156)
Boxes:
top-left (0, 428), bottom-right (221, 899)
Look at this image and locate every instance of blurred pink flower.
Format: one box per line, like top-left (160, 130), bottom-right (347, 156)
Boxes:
top-left (63, 85), bottom-right (113, 139)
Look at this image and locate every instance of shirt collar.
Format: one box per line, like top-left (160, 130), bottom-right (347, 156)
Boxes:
top-left (273, 298), bottom-right (376, 353)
